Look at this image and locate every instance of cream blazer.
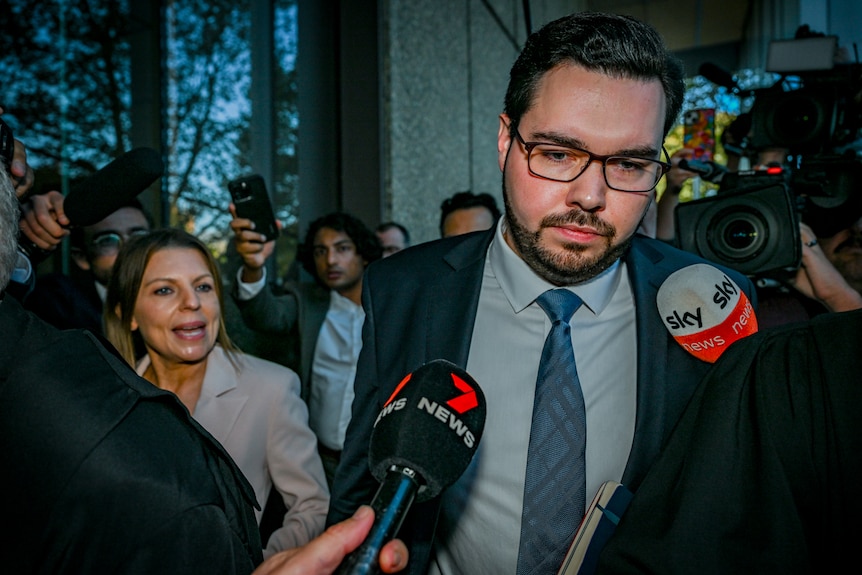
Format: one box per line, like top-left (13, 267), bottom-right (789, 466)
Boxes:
top-left (137, 345), bottom-right (329, 557)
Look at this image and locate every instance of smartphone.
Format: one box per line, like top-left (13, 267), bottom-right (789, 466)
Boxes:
top-left (228, 174), bottom-right (280, 240)
top-left (683, 108), bottom-right (716, 162)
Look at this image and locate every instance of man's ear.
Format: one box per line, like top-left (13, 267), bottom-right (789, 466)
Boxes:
top-left (71, 247), bottom-right (91, 271)
top-left (497, 113), bottom-right (513, 172)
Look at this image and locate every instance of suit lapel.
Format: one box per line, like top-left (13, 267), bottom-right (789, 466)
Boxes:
top-left (196, 346), bottom-right (248, 444)
top-left (424, 231), bottom-right (494, 366)
top-left (622, 237), bottom-right (672, 488)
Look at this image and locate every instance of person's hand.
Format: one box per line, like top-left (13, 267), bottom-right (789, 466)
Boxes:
top-left (229, 202), bottom-right (281, 283)
top-left (665, 148), bottom-right (698, 192)
top-left (789, 222), bottom-right (862, 312)
top-left (252, 505), bottom-right (408, 575)
top-left (19, 190), bottom-right (70, 250)
top-left (655, 148), bottom-right (699, 241)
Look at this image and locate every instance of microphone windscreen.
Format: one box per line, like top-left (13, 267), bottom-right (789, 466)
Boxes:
top-left (657, 263), bottom-right (758, 363)
top-left (64, 147), bottom-right (163, 227)
top-left (369, 359), bottom-right (486, 502)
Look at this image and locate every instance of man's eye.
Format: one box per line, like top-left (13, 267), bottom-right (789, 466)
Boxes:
top-left (539, 148), bottom-right (574, 163)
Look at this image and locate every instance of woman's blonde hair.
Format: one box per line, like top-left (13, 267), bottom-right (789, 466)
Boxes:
top-left (104, 228), bottom-right (238, 367)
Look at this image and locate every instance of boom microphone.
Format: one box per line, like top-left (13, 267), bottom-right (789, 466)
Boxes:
top-left (657, 263), bottom-right (758, 363)
top-left (336, 359), bottom-right (486, 575)
top-left (18, 147), bottom-right (163, 263)
top-left (698, 62), bottom-right (739, 93)
top-left (678, 158), bottom-right (728, 184)
top-left (63, 147), bottom-right (163, 226)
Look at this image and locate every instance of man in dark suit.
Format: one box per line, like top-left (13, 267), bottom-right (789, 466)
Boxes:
top-left (328, 12), bottom-right (757, 575)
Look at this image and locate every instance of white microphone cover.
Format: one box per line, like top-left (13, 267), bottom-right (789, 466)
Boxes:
top-left (657, 263), bottom-right (758, 363)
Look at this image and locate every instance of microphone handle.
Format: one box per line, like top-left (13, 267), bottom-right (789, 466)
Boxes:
top-left (17, 231), bottom-right (59, 267)
top-left (335, 465), bottom-right (420, 575)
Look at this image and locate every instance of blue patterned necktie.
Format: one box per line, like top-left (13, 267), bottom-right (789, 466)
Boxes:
top-left (516, 288), bottom-right (586, 575)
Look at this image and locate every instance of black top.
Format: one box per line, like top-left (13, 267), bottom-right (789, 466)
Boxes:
top-left (0, 294), bottom-right (263, 574)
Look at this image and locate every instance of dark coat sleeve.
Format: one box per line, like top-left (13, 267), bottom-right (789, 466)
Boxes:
top-left (597, 309), bottom-right (862, 575)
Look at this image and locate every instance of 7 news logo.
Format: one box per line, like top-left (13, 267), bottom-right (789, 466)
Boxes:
top-left (375, 369), bottom-right (481, 448)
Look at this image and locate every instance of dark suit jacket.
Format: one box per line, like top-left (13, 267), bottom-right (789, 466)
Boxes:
top-left (597, 309), bottom-right (862, 574)
top-left (0, 294), bottom-right (263, 574)
top-left (327, 230), bottom-right (757, 574)
top-left (233, 280), bottom-right (330, 403)
top-left (23, 272), bottom-right (104, 334)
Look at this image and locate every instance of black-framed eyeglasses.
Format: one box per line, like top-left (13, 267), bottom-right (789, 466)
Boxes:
top-left (89, 229), bottom-right (150, 256)
top-left (513, 128), bottom-right (671, 193)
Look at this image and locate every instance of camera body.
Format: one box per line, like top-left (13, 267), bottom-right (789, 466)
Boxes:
top-left (676, 35), bottom-right (862, 279)
top-left (676, 172), bottom-right (801, 278)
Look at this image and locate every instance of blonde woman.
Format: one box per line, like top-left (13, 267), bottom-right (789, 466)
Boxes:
top-left (105, 228), bottom-right (328, 558)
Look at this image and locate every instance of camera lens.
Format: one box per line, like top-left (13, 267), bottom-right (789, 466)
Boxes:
top-left (772, 94), bottom-right (824, 146)
top-left (708, 208), bottom-right (768, 262)
top-left (724, 220), bottom-right (758, 250)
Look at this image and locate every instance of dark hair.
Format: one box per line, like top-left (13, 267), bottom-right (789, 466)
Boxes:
top-left (297, 212), bottom-right (382, 281)
top-left (504, 12), bottom-right (684, 138)
top-left (376, 221), bottom-right (411, 245)
top-left (70, 197), bottom-right (153, 250)
top-left (439, 191), bottom-right (501, 236)
top-left (104, 228), bottom-right (237, 367)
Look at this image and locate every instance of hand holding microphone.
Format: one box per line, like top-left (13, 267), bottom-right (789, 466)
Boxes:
top-left (657, 263), bottom-right (758, 363)
top-left (18, 147), bottom-right (163, 264)
top-left (336, 359), bottom-right (487, 575)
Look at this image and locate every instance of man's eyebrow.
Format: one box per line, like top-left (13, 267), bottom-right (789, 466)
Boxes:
top-left (314, 239), bottom-right (355, 249)
top-left (531, 130), bottom-right (660, 159)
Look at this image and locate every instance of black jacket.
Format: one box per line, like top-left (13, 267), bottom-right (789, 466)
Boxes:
top-left (0, 294), bottom-right (263, 574)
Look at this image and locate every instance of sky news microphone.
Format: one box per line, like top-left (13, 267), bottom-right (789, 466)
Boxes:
top-left (18, 147), bottom-right (163, 263)
top-left (678, 158), bottom-right (728, 184)
top-left (657, 263), bottom-right (758, 363)
top-left (336, 359), bottom-right (487, 575)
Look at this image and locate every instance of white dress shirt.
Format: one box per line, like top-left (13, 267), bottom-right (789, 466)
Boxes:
top-left (308, 289), bottom-right (364, 450)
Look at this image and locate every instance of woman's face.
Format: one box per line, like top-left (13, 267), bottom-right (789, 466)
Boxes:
top-left (131, 247), bottom-right (220, 366)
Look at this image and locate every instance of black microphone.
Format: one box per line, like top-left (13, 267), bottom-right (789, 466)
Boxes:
top-left (336, 359), bottom-right (487, 575)
top-left (678, 158), bottom-right (728, 184)
top-left (18, 147), bottom-right (163, 263)
top-left (698, 62), bottom-right (739, 93)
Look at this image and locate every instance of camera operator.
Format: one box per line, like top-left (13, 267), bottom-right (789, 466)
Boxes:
top-left (791, 219), bottom-right (862, 312)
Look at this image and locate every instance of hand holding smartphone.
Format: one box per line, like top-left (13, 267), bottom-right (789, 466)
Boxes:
top-left (683, 108), bottom-right (716, 161)
top-left (228, 174), bottom-right (280, 241)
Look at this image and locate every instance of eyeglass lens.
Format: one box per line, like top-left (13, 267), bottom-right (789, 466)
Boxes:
top-left (527, 144), bottom-right (663, 191)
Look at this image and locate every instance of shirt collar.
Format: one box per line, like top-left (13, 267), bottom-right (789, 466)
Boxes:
top-left (329, 288), bottom-right (363, 313)
top-left (489, 217), bottom-right (624, 316)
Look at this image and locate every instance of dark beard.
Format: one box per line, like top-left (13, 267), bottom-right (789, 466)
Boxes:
top-left (502, 180), bottom-right (634, 286)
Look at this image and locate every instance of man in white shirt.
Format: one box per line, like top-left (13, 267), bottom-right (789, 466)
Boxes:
top-left (230, 210), bottom-right (382, 485)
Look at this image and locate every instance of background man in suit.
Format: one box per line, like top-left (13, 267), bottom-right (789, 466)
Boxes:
top-left (327, 11), bottom-right (756, 575)
top-left (439, 190), bottom-right (501, 238)
top-left (230, 210), bottom-right (382, 486)
top-left (376, 221), bottom-right (411, 257)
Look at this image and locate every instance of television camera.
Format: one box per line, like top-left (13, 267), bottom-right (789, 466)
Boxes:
top-left (675, 31), bottom-right (862, 280)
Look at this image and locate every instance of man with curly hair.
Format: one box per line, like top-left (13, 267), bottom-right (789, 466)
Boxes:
top-left (230, 210), bottom-right (382, 485)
